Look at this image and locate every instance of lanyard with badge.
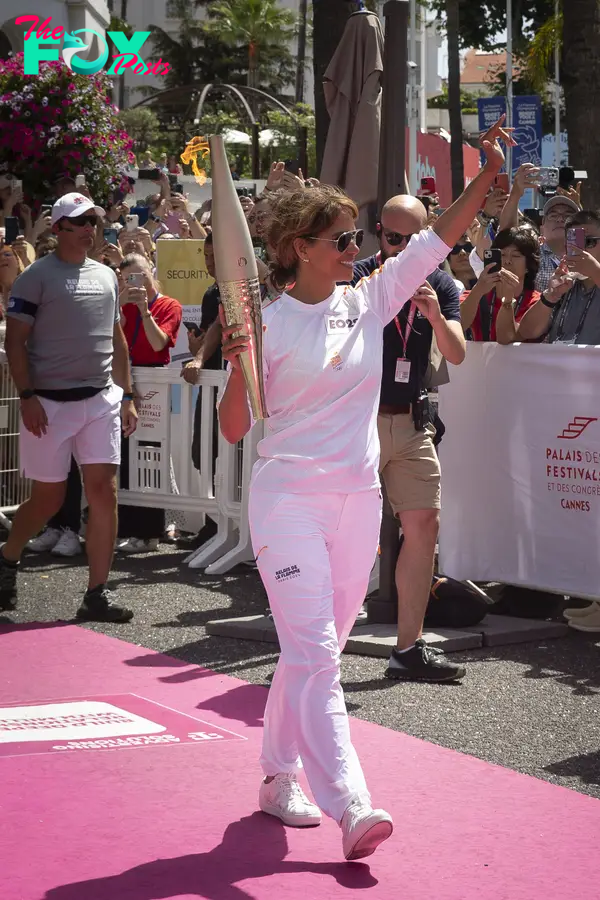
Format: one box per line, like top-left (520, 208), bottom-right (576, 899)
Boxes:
top-left (554, 284), bottom-right (596, 343)
top-left (394, 302), bottom-right (417, 382)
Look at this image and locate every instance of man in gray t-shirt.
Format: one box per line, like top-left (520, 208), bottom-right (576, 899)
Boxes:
top-left (1, 192), bottom-right (138, 622)
top-left (7, 253), bottom-right (120, 390)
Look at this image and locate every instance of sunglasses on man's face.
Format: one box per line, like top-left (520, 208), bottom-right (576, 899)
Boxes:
top-left (310, 229), bottom-right (364, 253)
top-left (450, 241), bottom-right (474, 255)
top-left (65, 214), bottom-right (97, 229)
top-left (381, 229), bottom-right (414, 247)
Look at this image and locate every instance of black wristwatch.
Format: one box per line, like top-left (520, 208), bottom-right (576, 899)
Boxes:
top-left (540, 294), bottom-right (556, 309)
top-left (122, 392), bottom-right (134, 401)
top-left (19, 389), bottom-right (35, 400)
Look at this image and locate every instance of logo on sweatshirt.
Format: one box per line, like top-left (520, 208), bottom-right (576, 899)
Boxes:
top-left (275, 564), bottom-right (300, 583)
top-left (326, 316), bottom-right (358, 334)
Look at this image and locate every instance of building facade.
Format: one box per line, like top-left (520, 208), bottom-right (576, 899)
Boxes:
top-left (0, 0), bottom-right (110, 63)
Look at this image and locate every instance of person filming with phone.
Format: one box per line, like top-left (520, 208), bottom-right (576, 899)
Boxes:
top-left (500, 211), bottom-right (600, 345)
top-left (116, 254), bottom-right (182, 554)
top-left (460, 226), bottom-right (541, 341)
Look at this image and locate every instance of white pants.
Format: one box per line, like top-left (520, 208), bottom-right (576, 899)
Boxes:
top-left (20, 385), bottom-right (122, 483)
top-left (249, 488), bottom-right (382, 822)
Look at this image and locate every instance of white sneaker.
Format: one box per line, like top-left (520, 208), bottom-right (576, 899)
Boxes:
top-left (51, 528), bottom-right (82, 557)
top-left (340, 798), bottom-right (393, 861)
top-left (117, 538), bottom-right (159, 554)
top-left (27, 527), bottom-right (62, 553)
top-left (259, 774), bottom-right (322, 827)
top-left (568, 608), bottom-right (600, 633)
top-left (563, 601), bottom-right (598, 620)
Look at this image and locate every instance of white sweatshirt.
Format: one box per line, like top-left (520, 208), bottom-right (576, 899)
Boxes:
top-left (251, 228), bottom-right (450, 494)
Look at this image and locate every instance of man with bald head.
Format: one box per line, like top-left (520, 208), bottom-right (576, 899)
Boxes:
top-left (352, 195), bottom-right (467, 682)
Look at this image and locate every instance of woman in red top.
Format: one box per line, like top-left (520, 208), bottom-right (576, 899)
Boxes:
top-left (117, 254), bottom-right (182, 553)
top-left (460, 226), bottom-right (540, 342)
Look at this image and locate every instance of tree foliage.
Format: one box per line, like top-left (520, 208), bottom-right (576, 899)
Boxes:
top-left (116, 108), bottom-right (161, 152)
top-left (428, 84), bottom-right (485, 113)
top-left (431, 0), bottom-right (555, 53)
top-left (526, 11), bottom-right (562, 94)
top-left (145, 0), bottom-right (296, 97)
top-left (204, 0), bottom-right (297, 91)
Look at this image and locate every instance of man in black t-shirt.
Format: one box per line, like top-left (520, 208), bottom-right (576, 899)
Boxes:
top-left (353, 195), bottom-right (467, 683)
top-left (182, 234), bottom-right (223, 545)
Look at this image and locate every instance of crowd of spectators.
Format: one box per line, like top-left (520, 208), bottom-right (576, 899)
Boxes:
top-left (0, 154), bottom-right (598, 633)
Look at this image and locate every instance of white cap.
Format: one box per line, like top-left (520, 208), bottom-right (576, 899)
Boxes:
top-left (542, 195), bottom-right (580, 219)
top-left (51, 192), bottom-right (105, 225)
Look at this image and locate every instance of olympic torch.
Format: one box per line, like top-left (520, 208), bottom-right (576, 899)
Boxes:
top-left (209, 135), bottom-right (268, 421)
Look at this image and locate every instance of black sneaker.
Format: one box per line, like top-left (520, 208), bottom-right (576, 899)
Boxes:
top-left (385, 639), bottom-right (466, 683)
top-left (0, 551), bottom-right (18, 611)
top-left (76, 586), bottom-right (133, 623)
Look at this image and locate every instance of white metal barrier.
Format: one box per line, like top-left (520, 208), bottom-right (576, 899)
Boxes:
top-left (120, 366), bottom-right (261, 574)
top-left (0, 358), bottom-right (31, 531)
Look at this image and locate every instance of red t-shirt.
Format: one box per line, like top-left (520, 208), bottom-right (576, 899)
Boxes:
top-left (460, 288), bottom-right (540, 342)
top-left (122, 294), bottom-right (183, 366)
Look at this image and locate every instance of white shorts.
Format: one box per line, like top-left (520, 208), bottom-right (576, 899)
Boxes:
top-left (20, 384), bottom-right (123, 483)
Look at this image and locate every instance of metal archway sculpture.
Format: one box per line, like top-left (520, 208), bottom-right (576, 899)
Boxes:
top-left (132, 83), bottom-right (302, 177)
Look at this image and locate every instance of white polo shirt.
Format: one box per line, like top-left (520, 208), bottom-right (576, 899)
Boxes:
top-left (251, 228), bottom-right (450, 494)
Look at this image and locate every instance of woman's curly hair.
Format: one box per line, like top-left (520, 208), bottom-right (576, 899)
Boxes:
top-left (265, 184), bottom-right (359, 288)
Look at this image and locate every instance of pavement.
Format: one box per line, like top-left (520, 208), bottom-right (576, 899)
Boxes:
top-left (3, 541), bottom-right (599, 801)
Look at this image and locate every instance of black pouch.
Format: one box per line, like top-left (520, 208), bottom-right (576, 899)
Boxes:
top-left (412, 390), bottom-right (431, 431)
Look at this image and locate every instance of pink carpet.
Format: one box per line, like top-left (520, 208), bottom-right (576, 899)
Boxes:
top-left (0, 623), bottom-right (598, 900)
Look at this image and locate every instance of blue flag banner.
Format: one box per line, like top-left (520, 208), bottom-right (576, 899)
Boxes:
top-left (512, 96), bottom-right (543, 173)
top-left (477, 95), bottom-right (542, 179)
top-left (477, 97), bottom-right (506, 170)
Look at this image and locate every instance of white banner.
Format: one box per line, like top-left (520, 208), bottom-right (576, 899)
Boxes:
top-left (438, 342), bottom-right (600, 600)
top-left (133, 382), bottom-right (170, 442)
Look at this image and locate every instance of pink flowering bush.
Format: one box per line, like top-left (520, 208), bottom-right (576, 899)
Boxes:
top-left (0, 54), bottom-right (135, 207)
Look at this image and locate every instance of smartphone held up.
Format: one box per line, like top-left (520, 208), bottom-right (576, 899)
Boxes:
top-left (420, 177), bottom-right (436, 196)
top-left (484, 248), bottom-right (502, 273)
top-left (566, 227), bottom-right (585, 257)
top-left (494, 173), bottom-right (510, 194)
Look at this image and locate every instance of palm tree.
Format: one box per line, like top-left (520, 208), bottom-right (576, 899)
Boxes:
top-left (312, 0), bottom-right (350, 172)
top-left (295, 0), bottom-right (309, 104)
top-left (527, 0), bottom-right (600, 208)
top-left (562, 0), bottom-right (600, 208)
top-left (204, 0), bottom-right (297, 93)
top-left (147, 0), bottom-right (239, 91)
top-left (446, 0), bottom-right (464, 200)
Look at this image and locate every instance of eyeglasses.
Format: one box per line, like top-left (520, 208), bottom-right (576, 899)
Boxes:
top-left (450, 241), bottom-right (474, 255)
top-left (381, 229), bottom-right (414, 247)
top-left (546, 211), bottom-right (570, 222)
top-left (65, 214), bottom-right (97, 228)
top-left (309, 229), bottom-right (364, 253)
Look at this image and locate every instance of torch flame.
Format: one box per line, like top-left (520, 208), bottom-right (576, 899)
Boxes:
top-left (181, 136), bottom-right (210, 186)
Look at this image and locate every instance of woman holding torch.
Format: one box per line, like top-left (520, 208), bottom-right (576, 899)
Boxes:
top-left (218, 120), bottom-right (514, 861)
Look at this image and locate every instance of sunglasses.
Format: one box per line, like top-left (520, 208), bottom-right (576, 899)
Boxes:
top-left (450, 241), bottom-right (474, 255)
top-left (65, 214), bottom-right (97, 228)
top-left (381, 229), bottom-right (414, 247)
top-left (310, 229), bottom-right (364, 253)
